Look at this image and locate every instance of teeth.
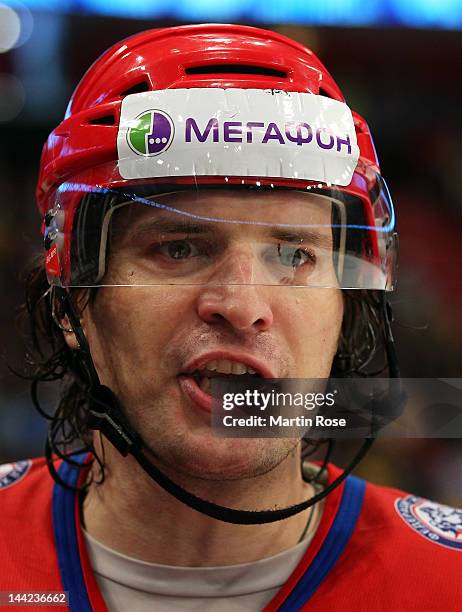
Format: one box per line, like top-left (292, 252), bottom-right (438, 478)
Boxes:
top-left (199, 359), bottom-right (258, 376)
top-left (231, 362), bottom-right (247, 375)
top-left (217, 359), bottom-right (232, 374)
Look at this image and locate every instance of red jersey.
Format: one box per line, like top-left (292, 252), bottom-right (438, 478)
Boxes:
top-left (1, 454), bottom-right (461, 611)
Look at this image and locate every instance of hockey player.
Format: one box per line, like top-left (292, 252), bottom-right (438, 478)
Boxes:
top-left (1, 24), bottom-right (461, 611)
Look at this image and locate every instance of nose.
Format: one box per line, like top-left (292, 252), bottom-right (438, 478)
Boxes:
top-left (196, 247), bottom-right (274, 332)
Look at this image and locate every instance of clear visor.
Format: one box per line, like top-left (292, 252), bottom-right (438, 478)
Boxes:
top-left (44, 172), bottom-right (398, 291)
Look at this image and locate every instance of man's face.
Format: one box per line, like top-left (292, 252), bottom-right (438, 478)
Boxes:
top-left (78, 189), bottom-right (344, 480)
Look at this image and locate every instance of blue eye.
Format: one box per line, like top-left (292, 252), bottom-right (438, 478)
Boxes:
top-left (277, 244), bottom-right (315, 268)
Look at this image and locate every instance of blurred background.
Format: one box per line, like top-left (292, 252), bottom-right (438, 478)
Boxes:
top-left (0, 0), bottom-right (461, 505)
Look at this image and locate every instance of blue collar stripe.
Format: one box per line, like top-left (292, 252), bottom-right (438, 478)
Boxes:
top-left (52, 455), bottom-right (92, 612)
top-left (279, 475), bottom-right (366, 611)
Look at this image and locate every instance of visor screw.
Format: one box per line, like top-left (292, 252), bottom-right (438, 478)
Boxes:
top-left (44, 229), bottom-right (57, 250)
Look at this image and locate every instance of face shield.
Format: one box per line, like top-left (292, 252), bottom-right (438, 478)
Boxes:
top-left (42, 88), bottom-right (398, 291)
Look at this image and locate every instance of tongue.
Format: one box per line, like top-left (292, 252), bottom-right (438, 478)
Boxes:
top-left (196, 372), bottom-right (259, 394)
top-left (198, 376), bottom-right (211, 393)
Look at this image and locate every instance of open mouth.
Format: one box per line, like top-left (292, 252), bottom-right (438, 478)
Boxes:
top-left (179, 358), bottom-right (265, 413)
top-left (191, 360), bottom-right (262, 393)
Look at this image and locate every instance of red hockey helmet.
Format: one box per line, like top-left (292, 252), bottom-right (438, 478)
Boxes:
top-left (37, 24), bottom-right (397, 292)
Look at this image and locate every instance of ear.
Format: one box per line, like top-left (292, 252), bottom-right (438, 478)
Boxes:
top-left (60, 315), bottom-right (81, 350)
top-left (52, 289), bottom-right (90, 351)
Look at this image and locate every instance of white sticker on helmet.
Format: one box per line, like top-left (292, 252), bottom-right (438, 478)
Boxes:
top-left (117, 88), bottom-right (359, 185)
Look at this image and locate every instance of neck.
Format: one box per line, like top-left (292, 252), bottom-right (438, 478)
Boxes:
top-left (82, 442), bottom-right (319, 567)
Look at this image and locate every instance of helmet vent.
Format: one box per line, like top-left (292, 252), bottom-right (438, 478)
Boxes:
top-left (88, 114), bottom-right (116, 125)
top-left (185, 64), bottom-right (287, 78)
top-left (120, 80), bottom-right (151, 97)
top-left (319, 87), bottom-right (333, 99)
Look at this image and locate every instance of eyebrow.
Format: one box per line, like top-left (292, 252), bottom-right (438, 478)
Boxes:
top-left (127, 216), bottom-right (333, 249)
top-left (270, 230), bottom-right (333, 249)
top-left (136, 219), bottom-right (214, 235)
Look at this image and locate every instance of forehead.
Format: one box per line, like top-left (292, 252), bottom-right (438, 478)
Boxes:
top-left (113, 188), bottom-right (334, 233)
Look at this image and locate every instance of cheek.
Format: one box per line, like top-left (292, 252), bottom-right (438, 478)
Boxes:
top-left (280, 289), bottom-right (343, 376)
top-left (83, 288), bottom-right (190, 389)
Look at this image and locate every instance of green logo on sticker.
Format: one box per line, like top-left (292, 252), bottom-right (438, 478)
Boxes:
top-left (127, 110), bottom-right (174, 156)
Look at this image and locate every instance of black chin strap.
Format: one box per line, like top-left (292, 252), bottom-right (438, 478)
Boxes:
top-left (55, 287), bottom-right (400, 525)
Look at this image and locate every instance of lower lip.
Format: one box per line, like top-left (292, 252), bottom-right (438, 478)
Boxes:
top-left (178, 375), bottom-right (213, 413)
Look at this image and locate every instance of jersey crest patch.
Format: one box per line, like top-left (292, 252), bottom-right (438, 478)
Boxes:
top-left (395, 495), bottom-right (462, 551)
top-left (0, 460), bottom-right (31, 490)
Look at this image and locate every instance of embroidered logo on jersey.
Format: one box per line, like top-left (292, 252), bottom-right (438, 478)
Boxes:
top-left (0, 460), bottom-right (31, 490)
top-left (395, 495), bottom-right (462, 551)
